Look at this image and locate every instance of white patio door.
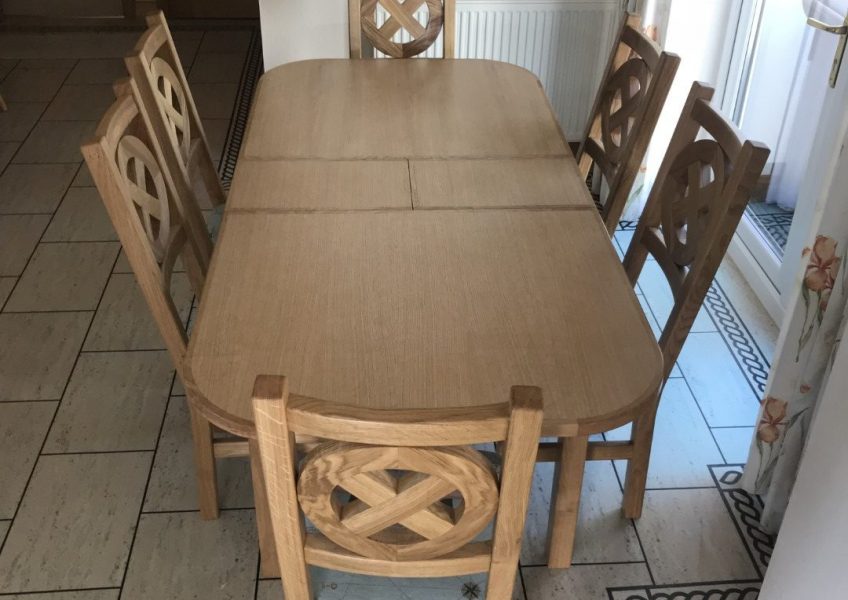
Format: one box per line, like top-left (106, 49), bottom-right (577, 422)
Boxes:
top-left (728, 0), bottom-right (848, 323)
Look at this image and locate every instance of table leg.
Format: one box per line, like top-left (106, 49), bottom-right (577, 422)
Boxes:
top-left (546, 435), bottom-right (588, 568)
top-left (623, 409), bottom-right (657, 519)
top-left (249, 438), bottom-right (280, 578)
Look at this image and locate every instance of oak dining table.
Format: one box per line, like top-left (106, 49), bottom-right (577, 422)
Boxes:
top-left (185, 58), bottom-right (663, 577)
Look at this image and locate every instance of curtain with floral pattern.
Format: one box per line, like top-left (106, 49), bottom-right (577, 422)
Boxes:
top-left (741, 231), bottom-right (848, 531)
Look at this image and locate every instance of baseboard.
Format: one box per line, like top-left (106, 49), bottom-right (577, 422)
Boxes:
top-left (727, 233), bottom-right (785, 325)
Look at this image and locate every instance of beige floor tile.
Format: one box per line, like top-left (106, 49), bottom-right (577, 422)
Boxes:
top-left (637, 295), bottom-right (682, 378)
top-left (606, 379), bottom-right (725, 488)
top-left (0, 312), bottom-right (91, 400)
top-left (42, 84), bottom-right (115, 121)
top-left (44, 351), bottom-right (173, 453)
top-left (521, 461), bottom-right (643, 565)
top-left (0, 142), bottom-right (16, 171)
top-left (0, 102), bottom-right (47, 142)
top-left (0, 520), bottom-right (8, 546)
top-left (0, 64), bottom-right (70, 102)
top-left (201, 118), bottom-right (229, 164)
top-left (72, 161), bottom-right (94, 186)
top-left (638, 259), bottom-right (716, 333)
top-left (188, 53), bottom-right (246, 83)
top-left (0, 401), bottom-right (57, 518)
top-left (143, 398), bottom-right (253, 512)
top-left (0, 32), bottom-right (137, 60)
top-left (4, 241), bottom-right (118, 312)
top-left (0, 214), bottom-right (51, 276)
top-left (191, 82), bottom-right (239, 119)
top-left (713, 426), bottom-right (755, 465)
top-left (121, 510), bottom-right (258, 600)
top-left (677, 332), bottom-right (761, 428)
top-left (172, 31), bottom-right (204, 70)
top-left (636, 488), bottom-right (760, 583)
top-left (42, 187), bottom-right (117, 241)
top-left (0, 452), bottom-right (151, 593)
top-left (84, 272), bottom-right (192, 350)
top-left (256, 568), bottom-right (522, 600)
top-left (0, 278), bottom-right (15, 306)
top-left (522, 563), bottom-right (652, 600)
top-left (13, 120), bottom-right (95, 163)
top-left (66, 58), bottom-right (126, 84)
top-left (0, 58), bottom-right (17, 80)
top-left (15, 59), bottom-right (79, 71)
top-left (0, 163), bottom-right (79, 214)
top-left (198, 30), bottom-right (253, 55)
top-left (0, 592), bottom-right (119, 600)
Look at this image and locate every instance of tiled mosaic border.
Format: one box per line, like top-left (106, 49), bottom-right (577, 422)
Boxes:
top-left (617, 222), bottom-right (772, 398)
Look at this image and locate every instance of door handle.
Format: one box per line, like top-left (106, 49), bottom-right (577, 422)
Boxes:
top-left (806, 14), bottom-right (848, 87)
top-left (806, 17), bottom-right (848, 35)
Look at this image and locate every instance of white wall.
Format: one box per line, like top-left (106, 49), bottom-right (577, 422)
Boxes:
top-left (258, 0), bottom-right (349, 68)
top-left (759, 337), bottom-right (848, 598)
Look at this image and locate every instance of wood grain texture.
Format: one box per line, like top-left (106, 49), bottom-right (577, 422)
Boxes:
top-left (350, 0), bottom-right (455, 59)
top-left (126, 11), bottom-right (227, 210)
top-left (241, 60), bottom-right (569, 161)
top-left (81, 82), bottom-right (232, 523)
top-left (545, 83), bottom-right (769, 564)
top-left (617, 81), bottom-right (770, 518)
top-left (252, 375), bottom-right (541, 594)
top-left (577, 13), bottom-right (680, 234)
top-left (187, 209), bottom-right (662, 439)
top-left (225, 159), bottom-right (411, 212)
top-left (410, 158), bottom-right (593, 210)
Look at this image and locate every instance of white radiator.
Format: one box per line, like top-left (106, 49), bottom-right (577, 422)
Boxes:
top-left (375, 0), bottom-right (624, 139)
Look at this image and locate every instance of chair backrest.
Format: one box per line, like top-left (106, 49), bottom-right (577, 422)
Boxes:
top-left (577, 13), bottom-right (680, 234)
top-left (349, 0), bottom-right (456, 59)
top-left (80, 80), bottom-right (212, 380)
top-left (622, 82), bottom-right (770, 381)
top-left (252, 375), bottom-right (542, 598)
top-left (126, 11), bottom-right (226, 210)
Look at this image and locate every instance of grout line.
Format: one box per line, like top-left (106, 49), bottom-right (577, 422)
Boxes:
top-left (0, 62), bottom-right (83, 314)
top-left (2, 309), bottom-right (96, 315)
top-left (117, 388), bottom-right (175, 596)
top-left (40, 449), bottom-right (156, 456)
top-left (606, 453), bottom-right (656, 587)
top-left (0, 586), bottom-right (121, 597)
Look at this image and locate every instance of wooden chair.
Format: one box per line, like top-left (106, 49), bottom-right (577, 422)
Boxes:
top-left (252, 375), bottom-right (543, 600)
top-left (576, 13), bottom-right (680, 235)
top-left (545, 81), bottom-right (770, 568)
top-left (125, 11), bottom-right (227, 216)
top-left (349, 0), bottom-right (456, 58)
top-left (80, 81), bottom-right (243, 522)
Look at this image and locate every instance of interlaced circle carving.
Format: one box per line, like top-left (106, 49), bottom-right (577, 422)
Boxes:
top-left (116, 136), bottom-right (172, 262)
top-left (149, 57), bottom-right (191, 169)
top-left (599, 57), bottom-right (649, 165)
top-left (659, 138), bottom-right (726, 268)
top-left (361, 0), bottom-right (444, 58)
top-left (298, 442), bottom-right (499, 561)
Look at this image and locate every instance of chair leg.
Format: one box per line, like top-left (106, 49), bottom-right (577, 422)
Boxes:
top-left (188, 406), bottom-right (220, 520)
top-left (249, 438), bottom-right (281, 579)
top-left (546, 435), bottom-right (589, 568)
top-left (622, 408), bottom-right (658, 519)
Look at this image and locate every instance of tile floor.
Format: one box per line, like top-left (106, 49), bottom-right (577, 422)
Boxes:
top-left (0, 25), bottom-right (777, 600)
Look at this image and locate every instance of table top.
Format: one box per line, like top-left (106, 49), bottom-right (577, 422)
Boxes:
top-left (227, 59), bottom-right (593, 212)
top-left (242, 59), bottom-right (569, 161)
top-left (187, 210), bottom-right (662, 439)
top-left (186, 58), bottom-right (661, 439)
